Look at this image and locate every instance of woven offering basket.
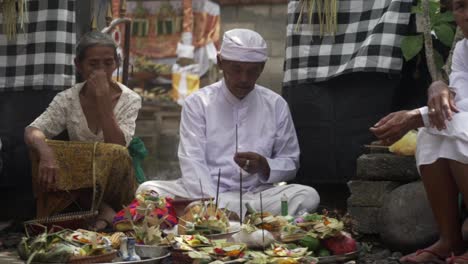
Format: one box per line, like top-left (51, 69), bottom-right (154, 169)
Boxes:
top-left (24, 211), bottom-right (98, 236)
top-left (170, 248), bottom-right (193, 264)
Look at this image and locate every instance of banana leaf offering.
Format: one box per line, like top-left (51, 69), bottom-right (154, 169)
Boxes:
top-left (17, 226), bottom-right (113, 263)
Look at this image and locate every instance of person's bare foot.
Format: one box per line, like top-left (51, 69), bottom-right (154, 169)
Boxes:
top-left (399, 240), bottom-right (458, 264)
top-left (447, 251), bottom-right (468, 264)
top-left (92, 219), bottom-right (108, 231)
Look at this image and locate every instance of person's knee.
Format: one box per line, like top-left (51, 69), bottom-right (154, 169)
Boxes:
top-left (136, 181), bottom-right (158, 194)
top-left (290, 184), bottom-right (320, 212)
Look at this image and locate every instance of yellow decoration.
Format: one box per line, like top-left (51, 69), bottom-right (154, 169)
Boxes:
top-left (295, 0), bottom-right (338, 36)
top-left (171, 71), bottom-right (199, 105)
top-left (2, 0), bottom-right (28, 40)
top-left (389, 130), bottom-right (418, 156)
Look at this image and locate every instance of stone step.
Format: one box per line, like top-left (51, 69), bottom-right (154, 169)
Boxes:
top-left (356, 153), bottom-right (419, 182)
top-left (347, 180), bottom-right (401, 207)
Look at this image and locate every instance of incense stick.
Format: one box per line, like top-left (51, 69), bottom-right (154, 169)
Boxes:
top-left (236, 123), bottom-right (242, 224)
top-left (260, 192), bottom-right (265, 250)
top-left (235, 124), bottom-right (238, 153)
top-left (199, 178), bottom-right (206, 215)
top-left (240, 169), bottom-right (243, 225)
top-left (216, 168), bottom-right (221, 209)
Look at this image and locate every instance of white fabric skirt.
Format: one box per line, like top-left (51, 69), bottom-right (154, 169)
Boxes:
top-left (416, 111), bottom-right (468, 170)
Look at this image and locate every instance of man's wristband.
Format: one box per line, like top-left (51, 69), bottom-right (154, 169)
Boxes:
top-left (418, 106), bottom-right (430, 128)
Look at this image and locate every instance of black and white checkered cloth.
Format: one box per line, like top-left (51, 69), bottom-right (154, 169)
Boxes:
top-left (0, 0), bottom-right (75, 91)
top-left (283, 0), bottom-right (413, 87)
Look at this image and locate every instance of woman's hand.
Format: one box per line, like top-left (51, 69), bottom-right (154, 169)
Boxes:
top-left (234, 152), bottom-right (270, 176)
top-left (427, 80), bottom-right (459, 130)
top-left (370, 109), bottom-right (423, 145)
top-left (38, 146), bottom-right (59, 191)
top-left (86, 70), bottom-right (111, 99)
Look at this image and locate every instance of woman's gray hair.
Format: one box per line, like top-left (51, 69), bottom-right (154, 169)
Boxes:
top-left (76, 31), bottom-right (119, 63)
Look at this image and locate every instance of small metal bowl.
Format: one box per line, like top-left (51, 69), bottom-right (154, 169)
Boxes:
top-left (134, 244), bottom-right (170, 258)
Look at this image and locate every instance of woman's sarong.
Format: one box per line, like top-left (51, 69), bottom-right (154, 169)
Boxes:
top-left (32, 140), bottom-right (137, 218)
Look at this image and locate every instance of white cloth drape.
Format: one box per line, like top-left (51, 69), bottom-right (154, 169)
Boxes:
top-left (417, 39), bottom-right (468, 167)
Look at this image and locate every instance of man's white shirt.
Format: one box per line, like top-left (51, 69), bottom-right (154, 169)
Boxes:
top-left (178, 79), bottom-right (300, 198)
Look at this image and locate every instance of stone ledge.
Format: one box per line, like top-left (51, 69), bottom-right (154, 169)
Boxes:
top-left (355, 153), bottom-right (419, 182)
top-left (347, 180), bottom-right (401, 207)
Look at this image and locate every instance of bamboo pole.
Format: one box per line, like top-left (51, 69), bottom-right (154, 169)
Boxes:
top-left (422, 0), bottom-right (441, 81)
top-left (442, 27), bottom-right (464, 82)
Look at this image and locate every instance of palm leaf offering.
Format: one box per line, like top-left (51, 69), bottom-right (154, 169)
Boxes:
top-left (295, 0), bottom-right (338, 36)
top-left (1, 0), bottom-right (28, 40)
top-left (16, 191), bottom-right (357, 263)
top-left (178, 200), bottom-right (230, 236)
top-left (122, 190), bottom-right (169, 246)
top-left (17, 227), bottom-right (114, 264)
top-left (293, 213), bottom-right (344, 239)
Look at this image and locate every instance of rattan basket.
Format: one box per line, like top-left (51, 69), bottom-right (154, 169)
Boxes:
top-left (24, 211), bottom-right (99, 236)
top-left (170, 248), bottom-right (193, 264)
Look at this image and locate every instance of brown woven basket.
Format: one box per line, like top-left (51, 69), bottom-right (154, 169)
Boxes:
top-left (68, 250), bottom-right (117, 263)
top-left (170, 248), bottom-right (194, 264)
top-left (24, 211), bottom-right (98, 236)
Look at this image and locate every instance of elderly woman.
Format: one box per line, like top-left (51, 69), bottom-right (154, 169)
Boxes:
top-left (24, 31), bottom-right (141, 230)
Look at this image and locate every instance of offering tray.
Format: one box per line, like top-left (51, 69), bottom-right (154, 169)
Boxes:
top-left (316, 249), bottom-right (359, 263)
top-left (205, 221), bottom-right (241, 240)
top-left (164, 221), bottom-right (241, 240)
top-left (107, 252), bottom-right (171, 264)
top-left (29, 252), bottom-right (170, 264)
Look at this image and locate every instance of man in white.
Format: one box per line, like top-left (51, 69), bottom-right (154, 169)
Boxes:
top-left (138, 29), bottom-right (320, 217)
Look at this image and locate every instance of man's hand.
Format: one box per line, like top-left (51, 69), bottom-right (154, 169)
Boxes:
top-left (234, 152), bottom-right (270, 176)
top-left (370, 109), bottom-right (423, 145)
top-left (38, 147), bottom-right (59, 191)
top-left (427, 80), bottom-right (458, 130)
top-left (86, 70), bottom-right (111, 99)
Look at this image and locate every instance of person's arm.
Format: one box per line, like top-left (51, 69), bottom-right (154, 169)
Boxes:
top-left (24, 94), bottom-right (67, 190)
top-left (370, 109), bottom-right (424, 145)
top-left (427, 80), bottom-right (458, 130)
top-left (24, 127), bottom-right (59, 190)
top-left (87, 71), bottom-right (127, 146)
top-left (252, 101), bottom-right (300, 184)
top-left (178, 97), bottom-right (216, 198)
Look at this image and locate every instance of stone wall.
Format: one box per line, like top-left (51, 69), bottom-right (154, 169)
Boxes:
top-left (135, 103), bottom-right (182, 181)
top-left (220, 3), bottom-right (288, 94)
top-left (348, 152), bottom-right (438, 251)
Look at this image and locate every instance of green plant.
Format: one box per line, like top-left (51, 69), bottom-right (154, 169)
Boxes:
top-left (401, 0), bottom-right (455, 70)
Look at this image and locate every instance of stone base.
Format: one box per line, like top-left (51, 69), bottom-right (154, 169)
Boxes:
top-left (347, 181), bottom-right (400, 207)
top-left (379, 181), bottom-right (438, 253)
top-left (349, 153), bottom-right (438, 252)
top-left (356, 154), bottom-right (419, 182)
top-left (348, 206), bottom-right (381, 234)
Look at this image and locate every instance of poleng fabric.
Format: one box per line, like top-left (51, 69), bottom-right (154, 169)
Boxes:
top-left (0, 0), bottom-right (75, 91)
top-left (283, 0), bottom-right (413, 87)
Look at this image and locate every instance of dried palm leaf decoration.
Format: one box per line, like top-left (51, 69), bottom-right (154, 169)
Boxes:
top-left (295, 0), bottom-right (338, 36)
top-left (1, 0), bottom-right (28, 40)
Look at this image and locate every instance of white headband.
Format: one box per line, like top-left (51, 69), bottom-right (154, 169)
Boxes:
top-left (220, 29), bottom-right (268, 62)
